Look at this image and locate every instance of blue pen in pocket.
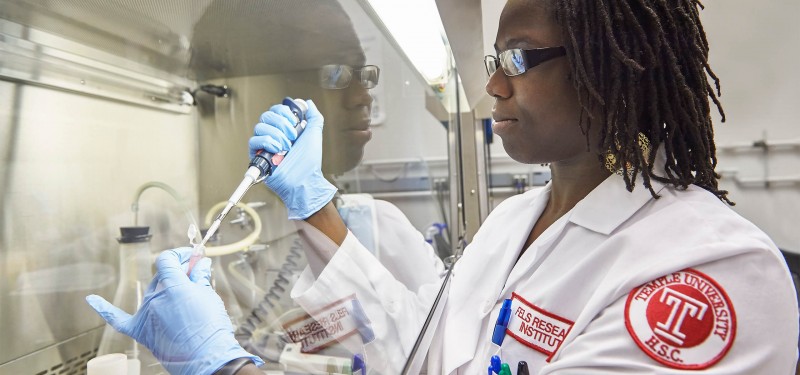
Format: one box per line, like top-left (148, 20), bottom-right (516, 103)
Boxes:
top-left (491, 355), bottom-right (502, 373)
top-left (492, 299), bottom-right (513, 346)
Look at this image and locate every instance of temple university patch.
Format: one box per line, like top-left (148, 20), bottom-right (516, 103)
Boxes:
top-left (625, 269), bottom-right (736, 370)
top-left (507, 292), bottom-right (574, 361)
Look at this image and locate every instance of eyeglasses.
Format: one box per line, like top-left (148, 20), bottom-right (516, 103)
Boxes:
top-left (319, 64), bottom-right (380, 89)
top-left (484, 47), bottom-right (566, 77)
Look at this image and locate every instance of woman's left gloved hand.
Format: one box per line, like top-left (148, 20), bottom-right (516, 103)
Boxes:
top-left (86, 247), bottom-right (264, 375)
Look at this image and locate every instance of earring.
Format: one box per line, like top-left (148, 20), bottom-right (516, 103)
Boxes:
top-left (604, 132), bottom-right (651, 175)
top-left (604, 151), bottom-right (619, 174)
top-left (637, 132), bottom-right (651, 165)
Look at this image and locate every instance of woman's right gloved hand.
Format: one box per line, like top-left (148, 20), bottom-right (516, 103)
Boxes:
top-left (249, 99), bottom-right (337, 220)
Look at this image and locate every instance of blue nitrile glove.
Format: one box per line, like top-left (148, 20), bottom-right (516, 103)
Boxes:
top-left (86, 247), bottom-right (263, 375)
top-left (249, 99), bottom-right (337, 220)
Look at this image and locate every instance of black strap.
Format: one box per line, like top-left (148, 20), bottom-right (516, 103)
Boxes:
top-left (213, 357), bottom-right (253, 375)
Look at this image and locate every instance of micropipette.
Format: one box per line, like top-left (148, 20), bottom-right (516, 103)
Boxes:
top-left (187, 97), bottom-right (309, 274)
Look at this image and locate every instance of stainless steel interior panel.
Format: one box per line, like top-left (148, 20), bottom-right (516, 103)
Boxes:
top-left (0, 19), bottom-right (194, 113)
top-left (0, 2), bottom-right (205, 369)
top-left (189, 1), bottom-right (365, 80)
top-left (1, 0), bottom-right (365, 81)
top-left (0, 328), bottom-right (102, 375)
top-left (1, 0), bottom-right (201, 78)
top-left (0, 75), bottom-right (198, 370)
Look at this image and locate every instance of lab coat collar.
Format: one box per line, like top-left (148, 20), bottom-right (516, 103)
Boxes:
top-left (568, 149), bottom-right (668, 235)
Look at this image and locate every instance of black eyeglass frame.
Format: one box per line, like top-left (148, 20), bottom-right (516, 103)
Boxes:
top-left (484, 47), bottom-right (567, 77)
top-left (319, 64), bottom-right (381, 90)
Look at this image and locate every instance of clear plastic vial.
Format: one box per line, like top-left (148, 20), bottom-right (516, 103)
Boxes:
top-left (97, 227), bottom-right (166, 375)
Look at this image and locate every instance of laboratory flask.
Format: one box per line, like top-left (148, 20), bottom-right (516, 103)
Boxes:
top-left (97, 226), bottom-right (166, 375)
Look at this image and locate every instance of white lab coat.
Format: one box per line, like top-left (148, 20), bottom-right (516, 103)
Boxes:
top-left (292, 174), bottom-right (798, 374)
top-left (338, 194), bottom-right (445, 292)
top-left (247, 195), bottom-right (444, 362)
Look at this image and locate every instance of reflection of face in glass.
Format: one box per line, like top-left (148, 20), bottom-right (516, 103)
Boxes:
top-left (288, 61), bottom-right (379, 176)
top-left (317, 64), bottom-right (379, 176)
top-left (193, 0), bottom-right (377, 177)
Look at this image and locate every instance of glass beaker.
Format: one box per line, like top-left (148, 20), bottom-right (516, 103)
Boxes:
top-left (97, 226), bottom-right (166, 375)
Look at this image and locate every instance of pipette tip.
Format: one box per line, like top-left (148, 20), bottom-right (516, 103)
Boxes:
top-left (187, 250), bottom-right (203, 276)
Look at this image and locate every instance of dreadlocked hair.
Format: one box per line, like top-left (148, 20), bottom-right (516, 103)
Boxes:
top-left (551, 0), bottom-right (733, 205)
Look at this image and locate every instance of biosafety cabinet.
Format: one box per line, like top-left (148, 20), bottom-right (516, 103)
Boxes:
top-left (2, 0), bottom-right (799, 374)
top-left (0, 0), bottom-right (495, 373)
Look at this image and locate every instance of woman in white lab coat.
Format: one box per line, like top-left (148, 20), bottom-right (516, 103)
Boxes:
top-left (284, 0), bottom-right (799, 373)
top-left (87, 0), bottom-right (798, 374)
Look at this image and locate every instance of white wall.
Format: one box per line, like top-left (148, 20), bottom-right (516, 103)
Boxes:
top-left (702, 0), bottom-right (800, 252)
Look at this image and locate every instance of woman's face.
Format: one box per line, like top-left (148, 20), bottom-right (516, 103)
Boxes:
top-left (486, 0), bottom-right (599, 165)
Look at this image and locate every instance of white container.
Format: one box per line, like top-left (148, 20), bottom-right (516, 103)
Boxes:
top-left (87, 353), bottom-right (127, 375)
